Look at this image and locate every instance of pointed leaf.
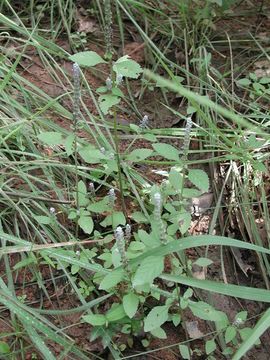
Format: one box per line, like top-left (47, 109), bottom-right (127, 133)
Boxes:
top-left (123, 293), bottom-right (139, 318)
top-left (78, 216), bottom-right (94, 234)
top-left (99, 269), bottom-right (124, 291)
top-left (152, 143), bottom-right (180, 161)
top-left (69, 51), bottom-right (105, 67)
top-left (37, 132), bottom-right (63, 145)
top-left (144, 305), bottom-right (169, 332)
top-left (133, 256), bottom-right (164, 286)
top-left (113, 55), bottom-right (142, 79)
top-left (82, 314), bottom-right (106, 326)
top-left (99, 94), bottom-right (121, 114)
top-left (188, 169), bottom-right (209, 193)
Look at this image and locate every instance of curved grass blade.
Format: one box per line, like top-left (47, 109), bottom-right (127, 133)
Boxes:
top-left (160, 274), bottom-right (270, 303)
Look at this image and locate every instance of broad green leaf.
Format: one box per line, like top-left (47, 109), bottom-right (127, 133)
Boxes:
top-left (150, 327), bottom-right (167, 339)
top-left (78, 216), bottom-right (94, 234)
top-left (0, 341), bottom-right (10, 354)
top-left (206, 339), bottom-right (216, 354)
top-left (64, 134), bottom-right (75, 156)
top-left (234, 311), bottom-right (247, 323)
top-left (189, 301), bottom-right (227, 322)
top-left (144, 305), bottom-right (169, 332)
top-left (99, 94), bottom-right (121, 114)
top-left (179, 344), bottom-right (191, 359)
top-left (106, 304), bottom-right (126, 322)
top-left (113, 55), bottom-right (142, 79)
top-left (194, 257), bottom-right (213, 267)
top-left (126, 149), bottom-right (153, 162)
top-left (79, 144), bottom-right (107, 164)
top-left (177, 211), bottom-right (191, 234)
top-left (188, 169), bottom-right (209, 193)
top-left (172, 314), bottom-right (181, 327)
top-left (69, 51), bottom-right (105, 67)
top-left (128, 241), bottom-right (145, 252)
top-left (83, 314), bottom-right (106, 326)
top-left (100, 212), bottom-right (126, 227)
top-left (37, 132), bottom-right (63, 145)
top-left (99, 269), bottom-right (124, 291)
top-left (152, 143), bottom-right (180, 161)
top-left (112, 87), bottom-right (124, 98)
top-left (133, 256), bottom-right (164, 286)
top-left (138, 229), bottom-right (160, 248)
top-left (182, 188), bottom-right (202, 198)
top-left (169, 167), bottom-right (183, 191)
top-left (88, 198), bottom-right (108, 213)
top-left (123, 293), bottom-right (139, 318)
top-left (78, 180), bottom-right (87, 196)
top-left (132, 212), bottom-right (149, 224)
top-left (225, 326), bottom-right (236, 344)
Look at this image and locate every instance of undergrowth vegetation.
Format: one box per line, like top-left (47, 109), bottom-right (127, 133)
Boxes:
top-left (0, 0), bottom-right (269, 359)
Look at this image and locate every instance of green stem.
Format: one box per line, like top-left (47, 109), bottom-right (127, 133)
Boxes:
top-left (74, 134), bottom-right (79, 241)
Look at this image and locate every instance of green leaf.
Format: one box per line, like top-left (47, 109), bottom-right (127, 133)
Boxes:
top-left (182, 188), bottom-right (202, 198)
top-left (82, 314), bottom-right (106, 326)
top-left (0, 341), bottom-right (10, 354)
top-left (179, 344), bottom-right (191, 359)
top-left (138, 229), bottom-right (160, 248)
top-left (64, 134), bottom-right (75, 156)
top-left (106, 304), bottom-right (126, 322)
top-left (88, 198), bottom-right (107, 213)
top-left (132, 212), bottom-right (149, 224)
top-left (189, 301), bottom-right (228, 322)
top-left (150, 327), bottom-right (167, 339)
top-left (169, 167), bottom-right (183, 191)
top-left (172, 314), bottom-right (181, 327)
top-left (99, 94), bottom-right (121, 114)
top-left (113, 55), bottom-right (142, 79)
top-left (206, 339), bottom-right (216, 354)
top-left (123, 293), bottom-right (139, 318)
top-left (194, 257), bottom-right (213, 267)
top-left (100, 212), bottom-right (126, 227)
top-left (78, 216), bottom-right (94, 234)
top-left (133, 256), bottom-right (164, 287)
top-left (79, 144), bottom-right (107, 164)
top-left (144, 305), bottom-right (169, 332)
top-left (234, 311), bottom-right (247, 323)
top-left (152, 143), bottom-right (180, 161)
top-left (99, 269), bottom-right (124, 291)
top-left (128, 241), bottom-right (145, 252)
top-left (188, 169), bottom-right (209, 193)
top-left (37, 132), bottom-right (63, 145)
top-left (177, 211), bottom-right (191, 234)
top-left (78, 180), bottom-right (87, 196)
top-left (69, 51), bottom-right (105, 67)
top-left (126, 149), bottom-right (153, 162)
top-left (225, 326), bottom-right (236, 343)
